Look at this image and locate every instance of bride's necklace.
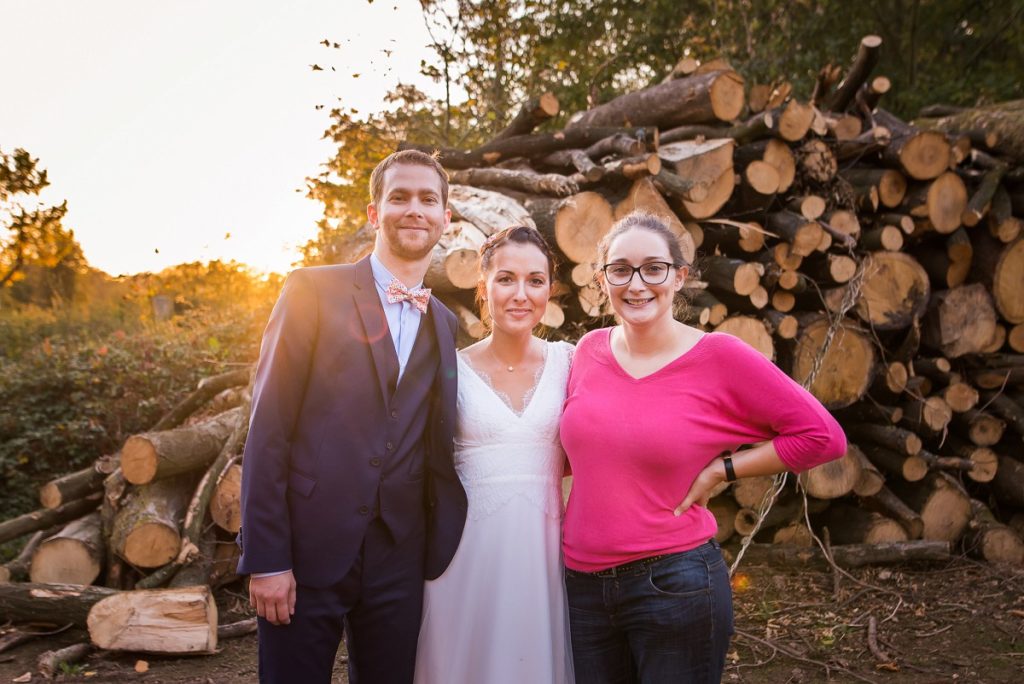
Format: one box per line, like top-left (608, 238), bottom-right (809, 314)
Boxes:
top-left (488, 340), bottom-right (530, 373)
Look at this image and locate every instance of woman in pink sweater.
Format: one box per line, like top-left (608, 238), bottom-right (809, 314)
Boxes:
top-left (559, 212), bottom-right (847, 683)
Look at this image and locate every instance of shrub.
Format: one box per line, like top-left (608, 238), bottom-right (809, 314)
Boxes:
top-left (0, 302), bottom-right (271, 522)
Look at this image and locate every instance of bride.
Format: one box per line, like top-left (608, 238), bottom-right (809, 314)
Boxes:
top-left (413, 226), bottom-right (574, 684)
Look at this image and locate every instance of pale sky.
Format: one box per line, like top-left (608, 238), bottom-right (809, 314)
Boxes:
top-left (0, 0), bottom-right (438, 275)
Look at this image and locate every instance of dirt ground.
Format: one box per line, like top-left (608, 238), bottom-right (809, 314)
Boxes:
top-left (2, 557), bottom-right (1022, 683)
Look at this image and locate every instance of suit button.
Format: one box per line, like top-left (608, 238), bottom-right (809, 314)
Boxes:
top-left (358, 505), bottom-right (369, 515)
top-left (370, 457), bottom-right (381, 467)
top-left (386, 441), bottom-right (394, 451)
top-left (390, 410), bottom-right (398, 419)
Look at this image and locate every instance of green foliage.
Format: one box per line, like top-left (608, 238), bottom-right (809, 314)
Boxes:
top-left (0, 261), bottom-right (279, 521)
top-left (1, 147), bottom-right (84, 292)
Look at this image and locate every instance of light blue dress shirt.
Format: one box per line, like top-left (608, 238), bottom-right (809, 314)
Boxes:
top-left (369, 253), bottom-right (425, 382)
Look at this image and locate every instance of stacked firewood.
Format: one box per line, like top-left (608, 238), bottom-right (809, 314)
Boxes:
top-left (0, 369), bottom-right (254, 657)
top-left (378, 35), bottom-right (1023, 565)
top-left (2, 33), bottom-right (1023, 665)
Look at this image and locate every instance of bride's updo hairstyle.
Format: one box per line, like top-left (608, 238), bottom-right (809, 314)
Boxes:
top-left (476, 225), bottom-right (556, 315)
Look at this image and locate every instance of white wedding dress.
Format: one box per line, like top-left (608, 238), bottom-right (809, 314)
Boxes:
top-left (414, 340), bottom-right (575, 684)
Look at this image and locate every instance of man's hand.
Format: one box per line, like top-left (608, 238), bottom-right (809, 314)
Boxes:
top-left (674, 457), bottom-right (727, 517)
top-left (249, 571), bottom-right (297, 625)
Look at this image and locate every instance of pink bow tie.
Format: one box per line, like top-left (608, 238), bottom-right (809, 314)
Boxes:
top-left (386, 279), bottom-right (431, 314)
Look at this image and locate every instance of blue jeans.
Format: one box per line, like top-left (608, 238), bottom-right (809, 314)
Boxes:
top-left (565, 540), bottom-right (734, 684)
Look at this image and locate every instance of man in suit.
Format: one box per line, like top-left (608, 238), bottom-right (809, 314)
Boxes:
top-left (238, 150), bottom-right (467, 683)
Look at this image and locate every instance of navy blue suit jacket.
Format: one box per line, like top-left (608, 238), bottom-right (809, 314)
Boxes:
top-left (237, 258), bottom-right (466, 588)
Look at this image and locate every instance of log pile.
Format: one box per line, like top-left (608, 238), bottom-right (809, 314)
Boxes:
top-left (384, 34), bottom-right (1024, 566)
top-left (3, 32), bottom-right (1024, 669)
top-left (0, 369), bottom-right (251, 657)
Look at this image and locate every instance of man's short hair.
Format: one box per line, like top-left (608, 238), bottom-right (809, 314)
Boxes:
top-left (369, 150), bottom-right (450, 207)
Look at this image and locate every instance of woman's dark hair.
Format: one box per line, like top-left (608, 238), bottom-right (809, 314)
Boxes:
top-left (596, 211), bottom-right (689, 270)
top-left (479, 225), bottom-right (556, 280)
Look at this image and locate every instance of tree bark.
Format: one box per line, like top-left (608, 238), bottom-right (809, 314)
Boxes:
top-left (568, 70), bottom-right (744, 130)
top-left (37, 642), bottom-right (92, 679)
top-left (890, 473), bottom-right (972, 542)
top-left (0, 494), bottom-right (102, 545)
top-left (38, 454), bottom-right (118, 510)
top-left (150, 368), bottom-right (251, 432)
top-left (825, 35), bottom-right (884, 113)
top-left (491, 92), bottom-right (559, 141)
top-left (992, 453), bottom-right (1024, 507)
top-left (121, 407), bottom-right (244, 485)
top-left (211, 461), bottom-right (243, 534)
top-left (766, 211), bottom-right (823, 258)
top-left (862, 485), bottom-right (924, 539)
top-left (398, 126), bottom-right (659, 169)
top-left (0, 529), bottom-right (51, 583)
top-left (817, 504), bottom-right (909, 544)
top-left (740, 540), bottom-right (950, 568)
top-left (111, 474), bottom-right (196, 569)
top-left (843, 423), bottom-right (922, 456)
top-left (448, 167), bottom-right (579, 196)
top-left (964, 499), bottom-right (1024, 565)
top-left (0, 582), bottom-right (116, 627)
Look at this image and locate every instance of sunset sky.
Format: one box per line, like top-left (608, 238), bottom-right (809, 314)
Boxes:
top-left (1, 1), bottom-right (438, 276)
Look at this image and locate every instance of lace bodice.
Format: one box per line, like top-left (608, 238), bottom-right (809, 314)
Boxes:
top-left (455, 340), bottom-right (573, 520)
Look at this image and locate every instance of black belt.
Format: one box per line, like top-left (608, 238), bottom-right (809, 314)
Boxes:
top-left (567, 553), bottom-right (673, 578)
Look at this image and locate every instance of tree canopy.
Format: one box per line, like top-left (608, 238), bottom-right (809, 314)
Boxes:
top-left (303, 0), bottom-right (1024, 263)
top-left (1, 148), bottom-right (83, 300)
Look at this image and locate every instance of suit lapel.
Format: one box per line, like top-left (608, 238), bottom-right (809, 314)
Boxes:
top-left (352, 257), bottom-right (397, 404)
top-left (428, 295), bottom-right (457, 411)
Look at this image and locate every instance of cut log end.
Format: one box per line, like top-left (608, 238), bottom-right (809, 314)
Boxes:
top-left (926, 172), bottom-right (969, 234)
top-left (714, 316), bottom-right (773, 360)
top-left (29, 538), bottom-right (102, 586)
top-left (124, 523), bottom-right (181, 569)
top-left (39, 483), bottom-right (63, 510)
top-left (709, 71), bottom-right (746, 122)
top-left (854, 252), bottom-right (930, 330)
top-left (799, 446), bottom-right (863, 499)
top-left (791, 317), bottom-right (876, 409)
top-left (901, 131), bottom-right (953, 180)
top-left (121, 436), bottom-right (159, 486)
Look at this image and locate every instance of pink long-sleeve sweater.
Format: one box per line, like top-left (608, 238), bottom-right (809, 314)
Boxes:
top-left (560, 328), bottom-right (847, 572)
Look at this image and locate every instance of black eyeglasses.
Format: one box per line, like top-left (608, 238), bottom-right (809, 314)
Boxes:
top-left (601, 261), bottom-right (674, 286)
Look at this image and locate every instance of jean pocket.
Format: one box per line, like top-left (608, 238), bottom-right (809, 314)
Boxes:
top-left (647, 555), bottom-right (712, 598)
